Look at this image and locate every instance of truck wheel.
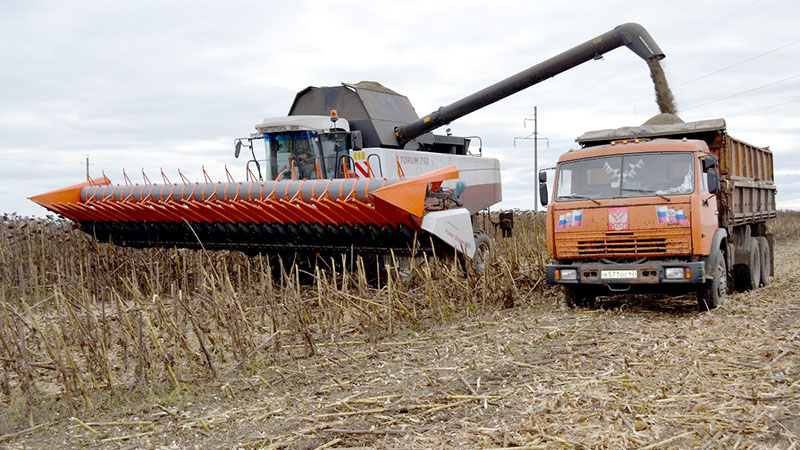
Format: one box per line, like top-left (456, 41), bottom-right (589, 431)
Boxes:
top-left (698, 248), bottom-right (727, 310)
top-left (472, 230), bottom-right (493, 275)
top-left (755, 236), bottom-right (771, 286)
top-left (733, 238), bottom-right (761, 292)
top-left (564, 285), bottom-right (596, 309)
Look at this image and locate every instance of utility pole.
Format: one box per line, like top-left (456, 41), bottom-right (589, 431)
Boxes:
top-left (534, 106), bottom-right (538, 212)
top-left (514, 107), bottom-right (548, 212)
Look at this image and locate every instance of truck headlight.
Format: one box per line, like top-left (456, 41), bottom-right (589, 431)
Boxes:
top-left (665, 267), bottom-right (685, 279)
top-left (559, 268), bottom-right (578, 280)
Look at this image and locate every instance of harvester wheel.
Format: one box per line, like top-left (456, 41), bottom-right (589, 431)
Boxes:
top-left (473, 230), bottom-right (493, 275)
top-left (734, 238), bottom-right (761, 292)
top-left (755, 236), bottom-right (771, 286)
top-left (698, 247), bottom-right (727, 311)
top-left (563, 285), bottom-right (596, 309)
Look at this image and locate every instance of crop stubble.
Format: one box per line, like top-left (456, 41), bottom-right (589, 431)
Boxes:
top-left (0, 211), bottom-right (798, 448)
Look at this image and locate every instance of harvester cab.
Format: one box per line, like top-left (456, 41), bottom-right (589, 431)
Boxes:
top-left (235, 114), bottom-right (354, 181)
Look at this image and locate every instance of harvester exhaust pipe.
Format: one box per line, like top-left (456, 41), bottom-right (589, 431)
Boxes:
top-left (395, 23), bottom-right (665, 145)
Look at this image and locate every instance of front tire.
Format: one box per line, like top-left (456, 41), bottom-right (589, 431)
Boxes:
top-left (698, 248), bottom-right (727, 311)
top-left (472, 230), bottom-right (493, 275)
top-left (564, 285), bottom-right (597, 309)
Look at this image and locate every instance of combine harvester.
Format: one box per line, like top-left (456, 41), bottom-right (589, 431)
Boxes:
top-left (31, 23), bottom-right (665, 271)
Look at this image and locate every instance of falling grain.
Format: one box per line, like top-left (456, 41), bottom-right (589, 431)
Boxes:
top-left (647, 57), bottom-right (677, 114)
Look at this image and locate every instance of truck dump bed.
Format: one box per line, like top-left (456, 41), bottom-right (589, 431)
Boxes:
top-left (576, 117), bottom-right (776, 228)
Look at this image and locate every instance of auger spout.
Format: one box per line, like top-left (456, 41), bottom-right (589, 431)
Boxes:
top-left (395, 23), bottom-right (664, 145)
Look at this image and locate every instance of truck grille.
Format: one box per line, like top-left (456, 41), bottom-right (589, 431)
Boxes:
top-left (555, 229), bottom-right (691, 258)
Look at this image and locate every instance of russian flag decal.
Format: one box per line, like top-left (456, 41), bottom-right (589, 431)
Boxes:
top-left (555, 209), bottom-right (583, 231)
top-left (657, 206), bottom-right (690, 226)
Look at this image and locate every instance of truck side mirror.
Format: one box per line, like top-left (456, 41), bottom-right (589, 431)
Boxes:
top-left (539, 182), bottom-right (548, 207)
top-left (349, 130), bottom-right (363, 150)
top-left (538, 169), bottom-right (549, 206)
top-left (234, 140), bottom-right (242, 158)
top-left (703, 155), bottom-right (718, 170)
top-left (707, 167), bottom-right (720, 194)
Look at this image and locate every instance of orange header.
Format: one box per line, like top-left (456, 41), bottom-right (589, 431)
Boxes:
top-left (29, 176), bottom-right (111, 210)
top-left (372, 165), bottom-right (459, 218)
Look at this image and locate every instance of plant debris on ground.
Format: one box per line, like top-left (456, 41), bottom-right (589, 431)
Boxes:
top-left (0, 211), bottom-right (798, 448)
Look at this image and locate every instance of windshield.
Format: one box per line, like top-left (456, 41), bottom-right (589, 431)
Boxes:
top-left (319, 132), bottom-right (349, 178)
top-left (556, 152), bottom-right (694, 202)
top-left (263, 130), bottom-right (351, 180)
top-left (264, 131), bottom-right (320, 179)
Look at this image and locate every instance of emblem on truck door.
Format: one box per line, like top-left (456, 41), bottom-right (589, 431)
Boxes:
top-left (608, 207), bottom-right (630, 231)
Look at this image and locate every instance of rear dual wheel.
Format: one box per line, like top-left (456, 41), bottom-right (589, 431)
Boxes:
top-left (734, 238), bottom-right (761, 292)
top-left (755, 236), bottom-right (771, 287)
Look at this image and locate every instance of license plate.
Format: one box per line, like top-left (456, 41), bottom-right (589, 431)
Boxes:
top-left (601, 270), bottom-right (638, 280)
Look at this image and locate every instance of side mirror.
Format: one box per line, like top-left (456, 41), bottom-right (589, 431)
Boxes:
top-left (349, 130), bottom-right (363, 150)
top-left (703, 155), bottom-right (718, 171)
top-left (538, 169), bottom-right (550, 206)
top-left (539, 182), bottom-right (548, 207)
top-left (707, 167), bottom-right (720, 194)
top-left (234, 140), bottom-right (242, 158)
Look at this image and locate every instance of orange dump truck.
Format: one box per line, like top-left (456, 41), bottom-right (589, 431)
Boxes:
top-left (540, 118), bottom-right (776, 310)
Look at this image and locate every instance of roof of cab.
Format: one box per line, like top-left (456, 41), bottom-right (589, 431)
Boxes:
top-left (558, 138), bottom-right (709, 163)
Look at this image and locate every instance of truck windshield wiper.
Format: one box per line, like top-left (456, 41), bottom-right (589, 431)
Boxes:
top-left (621, 188), bottom-right (670, 202)
top-left (559, 194), bottom-right (600, 205)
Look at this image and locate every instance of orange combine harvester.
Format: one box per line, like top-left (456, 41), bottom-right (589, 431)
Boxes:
top-left (31, 23), bottom-right (666, 269)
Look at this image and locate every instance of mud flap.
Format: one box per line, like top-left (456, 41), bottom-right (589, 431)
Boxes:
top-left (421, 209), bottom-right (476, 258)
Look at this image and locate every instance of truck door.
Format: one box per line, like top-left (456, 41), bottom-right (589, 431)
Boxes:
top-left (698, 156), bottom-right (719, 255)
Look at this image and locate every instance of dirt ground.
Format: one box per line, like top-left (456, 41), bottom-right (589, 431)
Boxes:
top-left (3, 240), bottom-right (799, 449)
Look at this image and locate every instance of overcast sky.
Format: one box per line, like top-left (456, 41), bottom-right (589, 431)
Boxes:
top-left (2, 0), bottom-right (798, 216)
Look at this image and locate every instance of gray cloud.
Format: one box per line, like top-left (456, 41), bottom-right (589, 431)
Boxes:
top-left (1, 0), bottom-right (798, 215)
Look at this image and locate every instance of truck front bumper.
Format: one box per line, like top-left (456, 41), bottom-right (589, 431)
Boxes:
top-left (546, 261), bottom-right (706, 286)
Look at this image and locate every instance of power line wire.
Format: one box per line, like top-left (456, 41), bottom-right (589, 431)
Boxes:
top-left (596, 38), bottom-right (800, 113)
top-left (725, 97), bottom-right (800, 117)
top-left (666, 0), bottom-right (764, 48)
top-left (681, 74), bottom-right (800, 112)
top-left (677, 38), bottom-right (800, 86)
top-left (553, 0), bottom-right (765, 104)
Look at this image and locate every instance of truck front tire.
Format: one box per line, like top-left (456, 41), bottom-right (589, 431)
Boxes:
top-left (698, 248), bottom-right (727, 310)
top-left (564, 285), bottom-right (597, 309)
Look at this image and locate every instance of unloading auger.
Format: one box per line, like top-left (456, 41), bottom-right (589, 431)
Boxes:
top-left (31, 23), bottom-right (665, 261)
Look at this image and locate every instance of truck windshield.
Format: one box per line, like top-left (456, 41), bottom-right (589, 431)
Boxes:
top-left (556, 152), bottom-right (694, 202)
top-left (264, 131), bottom-right (320, 179)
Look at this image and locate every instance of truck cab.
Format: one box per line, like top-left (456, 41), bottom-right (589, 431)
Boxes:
top-left (542, 117), bottom-right (776, 310)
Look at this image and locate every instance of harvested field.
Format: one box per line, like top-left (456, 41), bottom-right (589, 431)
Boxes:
top-left (1, 211), bottom-right (799, 448)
